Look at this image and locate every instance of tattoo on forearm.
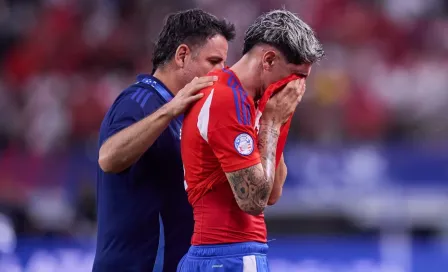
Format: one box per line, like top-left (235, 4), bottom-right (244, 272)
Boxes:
top-left (258, 125), bottom-right (279, 179)
top-left (227, 125), bottom-right (279, 215)
top-left (227, 166), bottom-right (270, 215)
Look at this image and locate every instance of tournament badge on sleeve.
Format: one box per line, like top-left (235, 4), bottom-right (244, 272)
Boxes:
top-left (234, 133), bottom-right (254, 156)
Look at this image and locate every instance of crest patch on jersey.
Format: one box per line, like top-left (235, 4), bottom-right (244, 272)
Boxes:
top-left (234, 133), bottom-right (254, 156)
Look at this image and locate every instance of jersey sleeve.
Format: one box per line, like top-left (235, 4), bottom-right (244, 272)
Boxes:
top-left (205, 87), bottom-right (261, 173)
top-left (103, 89), bottom-right (160, 143)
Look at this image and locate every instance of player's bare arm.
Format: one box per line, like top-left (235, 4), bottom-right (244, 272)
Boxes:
top-left (98, 76), bottom-right (216, 173)
top-left (226, 124), bottom-right (280, 216)
top-left (268, 153), bottom-right (287, 205)
top-left (226, 78), bottom-right (306, 215)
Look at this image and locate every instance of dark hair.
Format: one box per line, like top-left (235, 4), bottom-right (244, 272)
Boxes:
top-left (243, 10), bottom-right (324, 65)
top-left (152, 9), bottom-right (235, 73)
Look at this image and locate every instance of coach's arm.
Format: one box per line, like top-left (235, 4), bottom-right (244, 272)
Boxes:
top-left (98, 76), bottom-right (215, 173)
top-left (267, 154), bottom-right (287, 205)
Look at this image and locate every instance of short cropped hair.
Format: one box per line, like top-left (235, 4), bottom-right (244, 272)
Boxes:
top-left (152, 9), bottom-right (236, 72)
top-left (243, 10), bottom-right (324, 65)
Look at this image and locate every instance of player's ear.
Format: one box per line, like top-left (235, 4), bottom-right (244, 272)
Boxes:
top-left (262, 51), bottom-right (276, 71)
top-left (174, 44), bottom-right (191, 68)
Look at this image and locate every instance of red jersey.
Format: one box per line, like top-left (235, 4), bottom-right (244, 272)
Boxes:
top-left (181, 68), bottom-right (267, 245)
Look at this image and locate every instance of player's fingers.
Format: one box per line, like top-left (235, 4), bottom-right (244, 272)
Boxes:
top-left (295, 83), bottom-right (306, 104)
top-left (296, 91), bottom-right (303, 104)
top-left (270, 78), bottom-right (302, 105)
top-left (294, 78), bottom-right (306, 96)
top-left (289, 78), bottom-right (302, 91)
top-left (281, 79), bottom-right (301, 101)
top-left (298, 78), bottom-right (306, 92)
top-left (295, 80), bottom-right (305, 98)
top-left (273, 82), bottom-right (292, 100)
top-left (283, 79), bottom-right (298, 91)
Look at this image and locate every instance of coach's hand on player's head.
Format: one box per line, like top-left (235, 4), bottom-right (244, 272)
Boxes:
top-left (168, 76), bottom-right (218, 117)
top-left (262, 78), bottom-right (306, 126)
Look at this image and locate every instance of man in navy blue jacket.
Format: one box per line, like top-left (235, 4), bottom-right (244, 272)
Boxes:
top-left (93, 9), bottom-right (235, 272)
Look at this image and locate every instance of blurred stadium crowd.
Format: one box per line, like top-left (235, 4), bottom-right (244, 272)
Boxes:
top-left (0, 0), bottom-right (447, 239)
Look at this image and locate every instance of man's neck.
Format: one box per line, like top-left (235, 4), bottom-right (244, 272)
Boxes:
top-left (152, 67), bottom-right (183, 96)
top-left (230, 56), bottom-right (261, 99)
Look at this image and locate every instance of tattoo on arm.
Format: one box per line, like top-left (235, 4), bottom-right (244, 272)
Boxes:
top-left (226, 124), bottom-right (280, 215)
top-left (257, 125), bottom-right (280, 181)
top-left (227, 166), bottom-right (270, 215)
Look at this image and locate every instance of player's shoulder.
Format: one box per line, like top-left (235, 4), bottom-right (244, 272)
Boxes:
top-left (111, 84), bottom-right (163, 114)
top-left (203, 81), bottom-right (234, 106)
top-left (211, 80), bottom-right (232, 93)
top-left (205, 69), bottom-right (246, 104)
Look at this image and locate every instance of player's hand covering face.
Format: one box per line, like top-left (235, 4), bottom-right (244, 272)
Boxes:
top-left (262, 78), bottom-right (306, 126)
top-left (259, 48), bottom-right (312, 100)
top-left (182, 34), bottom-right (229, 83)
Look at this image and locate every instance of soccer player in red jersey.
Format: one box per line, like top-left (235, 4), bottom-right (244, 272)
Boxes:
top-left (178, 10), bottom-right (324, 271)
